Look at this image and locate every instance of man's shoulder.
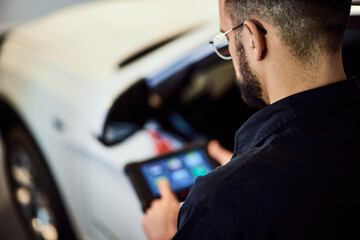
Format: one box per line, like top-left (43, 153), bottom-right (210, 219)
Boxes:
top-left (178, 125), bottom-right (360, 239)
top-left (186, 124), bottom-right (360, 209)
top-left (177, 134), bottom-right (302, 238)
top-left (184, 135), bottom-right (288, 208)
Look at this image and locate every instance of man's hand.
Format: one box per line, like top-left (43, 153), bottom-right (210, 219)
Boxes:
top-left (142, 180), bottom-right (180, 240)
top-left (142, 140), bottom-right (231, 240)
top-left (208, 140), bottom-right (232, 166)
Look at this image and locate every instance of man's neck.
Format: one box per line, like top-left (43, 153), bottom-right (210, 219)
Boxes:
top-left (265, 51), bottom-right (346, 104)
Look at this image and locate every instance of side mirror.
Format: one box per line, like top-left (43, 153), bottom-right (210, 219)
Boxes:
top-left (98, 80), bottom-right (149, 146)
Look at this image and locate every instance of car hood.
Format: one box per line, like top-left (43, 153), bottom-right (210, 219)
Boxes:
top-left (4, 0), bottom-right (218, 78)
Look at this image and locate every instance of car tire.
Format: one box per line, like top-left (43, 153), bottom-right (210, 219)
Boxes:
top-left (4, 124), bottom-right (77, 240)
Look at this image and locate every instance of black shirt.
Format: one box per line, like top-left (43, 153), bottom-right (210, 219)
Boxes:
top-left (173, 77), bottom-right (360, 240)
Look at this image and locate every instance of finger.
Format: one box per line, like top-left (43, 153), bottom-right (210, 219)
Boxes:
top-left (145, 205), bottom-right (153, 215)
top-left (208, 140), bottom-right (232, 166)
top-left (158, 180), bottom-right (176, 200)
top-left (149, 199), bottom-right (160, 209)
top-left (141, 215), bottom-right (149, 228)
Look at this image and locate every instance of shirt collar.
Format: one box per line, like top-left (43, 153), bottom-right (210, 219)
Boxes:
top-left (233, 77), bottom-right (360, 157)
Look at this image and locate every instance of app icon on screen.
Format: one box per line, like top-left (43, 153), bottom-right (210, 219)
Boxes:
top-left (191, 166), bottom-right (209, 178)
top-left (154, 176), bottom-right (168, 186)
top-left (167, 158), bottom-right (183, 171)
top-left (171, 169), bottom-right (190, 181)
top-left (148, 164), bottom-right (163, 176)
top-left (171, 169), bottom-right (193, 188)
top-left (184, 151), bottom-right (203, 167)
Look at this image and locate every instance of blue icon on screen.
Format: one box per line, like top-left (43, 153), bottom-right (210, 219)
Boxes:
top-left (184, 152), bottom-right (203, 167)
top-left (167, 158), bottom-right (183, 171)
top-left (171, 169), bottom-right (190, 181)
top-left (148, 164), bottom-right (163, 176)
top-left (171, 169), bottom-right (193, 188)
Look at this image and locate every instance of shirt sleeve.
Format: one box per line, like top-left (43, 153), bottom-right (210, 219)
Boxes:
top-left (172, 201), bottom-right (233, 240)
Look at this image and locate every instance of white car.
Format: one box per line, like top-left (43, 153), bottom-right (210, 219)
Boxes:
top-left (0, 1), bottom-right (359, 239)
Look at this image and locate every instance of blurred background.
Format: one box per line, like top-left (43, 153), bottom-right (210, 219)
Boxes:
top-left (0, 0), bottom-right (95, 27)
top-left (0, 0), bottom-right (226, 239)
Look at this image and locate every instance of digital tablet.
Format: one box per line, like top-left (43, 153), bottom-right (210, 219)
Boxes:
top-left (125, 144), bottom-right (219, 211)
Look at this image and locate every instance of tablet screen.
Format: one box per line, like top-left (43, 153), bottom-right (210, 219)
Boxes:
top-left (140, 148), bottom-right (214, 197)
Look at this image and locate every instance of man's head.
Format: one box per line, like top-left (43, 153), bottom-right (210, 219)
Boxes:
top-left (219, 0), bottom-right (352, 107)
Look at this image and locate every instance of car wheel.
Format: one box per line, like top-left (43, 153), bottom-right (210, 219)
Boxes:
top-left (4, 124), bottom-right (76, 240)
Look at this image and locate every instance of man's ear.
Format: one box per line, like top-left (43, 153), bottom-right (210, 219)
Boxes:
top-left (243, 19), bottom-right (266, 61)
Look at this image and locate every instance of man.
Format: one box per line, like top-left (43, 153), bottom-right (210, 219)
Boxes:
top-left (143, 0), bottom-right (360, 239)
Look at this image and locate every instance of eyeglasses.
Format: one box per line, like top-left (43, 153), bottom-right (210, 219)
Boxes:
top-left (209, 22), bottom-right (267, 60)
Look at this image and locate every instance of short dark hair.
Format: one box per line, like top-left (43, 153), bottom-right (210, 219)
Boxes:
top-left (225, 0), bottom-right (352, 61)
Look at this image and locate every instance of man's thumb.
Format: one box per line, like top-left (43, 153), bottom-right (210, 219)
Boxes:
top-left (158, 180), bottom-right (176, 199)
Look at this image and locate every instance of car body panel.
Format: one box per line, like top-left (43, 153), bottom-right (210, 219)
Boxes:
top-left (0, 0), bottom-right (219, 239)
